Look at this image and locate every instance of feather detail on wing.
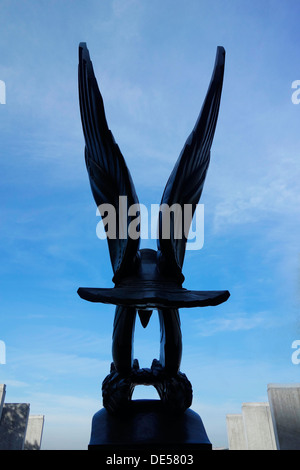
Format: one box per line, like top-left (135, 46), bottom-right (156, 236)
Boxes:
top-left (78, 43), bottom-right (140, 283)
top-left (157, 46), bottom-right (225, 277)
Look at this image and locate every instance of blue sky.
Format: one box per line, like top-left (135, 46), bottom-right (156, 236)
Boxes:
top-left (0, 0), bottom-right (300, 449)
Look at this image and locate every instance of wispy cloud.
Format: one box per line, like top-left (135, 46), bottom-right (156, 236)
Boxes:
top-left (213, 155), bottom-right (300, 232)
top-left (192, 311), bottom-right (280, 336)
top-left (3, 379), bottom-right (29, 389)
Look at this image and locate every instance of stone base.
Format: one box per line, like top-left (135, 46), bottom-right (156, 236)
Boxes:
top-left (88, 399), bottom-right (212, 453)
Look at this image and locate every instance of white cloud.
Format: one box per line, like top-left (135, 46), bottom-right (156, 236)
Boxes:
top-left (192, 311), bottom-right (280, 337)
top-left (213, 155), bottom-right (300, 232)
top-left (2, 379), bottom-right (29, 388)
top-left (10, 352), bottom-right (110, 380)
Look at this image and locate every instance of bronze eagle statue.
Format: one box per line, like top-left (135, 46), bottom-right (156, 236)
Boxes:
top-left (77, 43), bottom-right (229, 413)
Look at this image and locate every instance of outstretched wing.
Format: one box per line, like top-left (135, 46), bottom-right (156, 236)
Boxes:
top-left (78, 43), bottom-right (140, 283)
top-left (158, 46), bottom-right (225, 277)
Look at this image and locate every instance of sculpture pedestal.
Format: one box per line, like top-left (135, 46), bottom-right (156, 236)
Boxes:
top-left (88, 400), bottom-right (212, 456)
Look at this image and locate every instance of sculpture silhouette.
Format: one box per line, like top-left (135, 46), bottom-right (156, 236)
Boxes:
top-left (78, 43), bottom-right (229, 414)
